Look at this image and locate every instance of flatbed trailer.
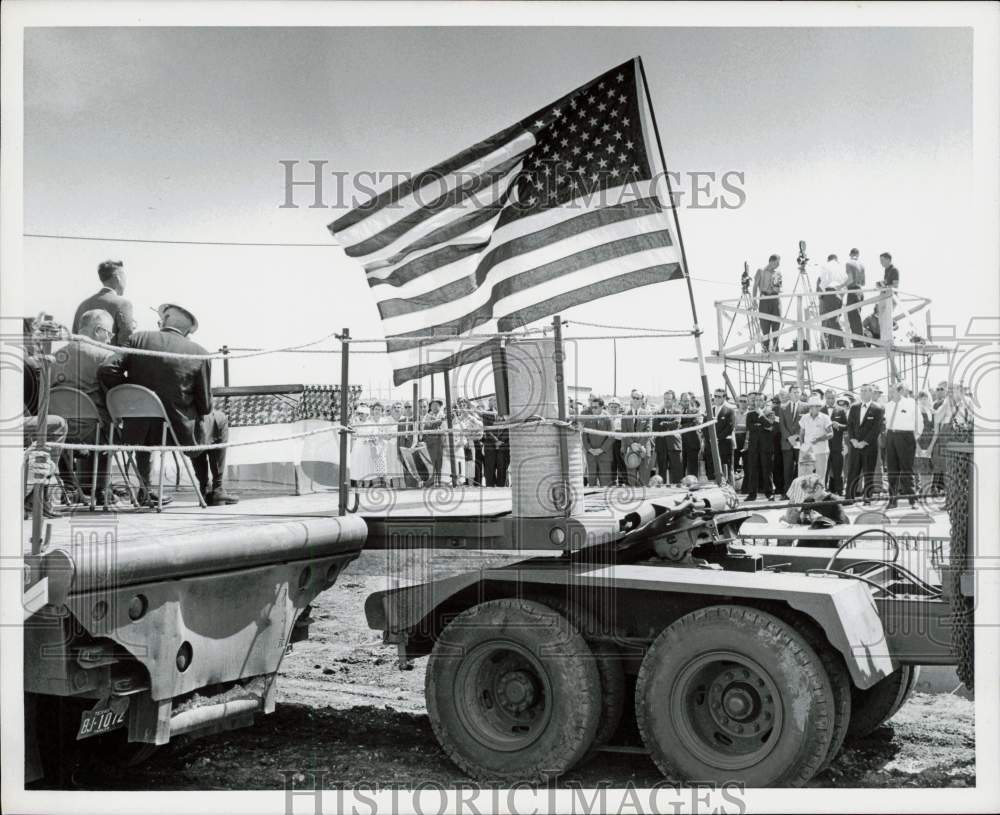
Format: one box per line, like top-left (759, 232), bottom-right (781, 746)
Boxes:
top-left (22, 499), bottom-right (366, 783)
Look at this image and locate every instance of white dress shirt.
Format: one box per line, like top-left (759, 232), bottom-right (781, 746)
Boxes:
top-left (818, 261), bottom-right (849, 290)
top-left (886, 396), bottom-right (919, 433)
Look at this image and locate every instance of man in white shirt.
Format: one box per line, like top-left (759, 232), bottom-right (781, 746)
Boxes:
top-left (817, 254), bottom-right (849, 349)
top-left (884, 382), bottom-right (919, 508)
top-left (797, 395), bottom-right (834, 482)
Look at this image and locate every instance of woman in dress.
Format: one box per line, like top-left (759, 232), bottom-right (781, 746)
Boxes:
top-left (453, 397), bottom-right (484, 486)
top-left (384, 402), bottom-right (404, 487)
top-left (349, 403), bottom-right (373, 486)
top-left (366, 402), bottom-right (390, 487)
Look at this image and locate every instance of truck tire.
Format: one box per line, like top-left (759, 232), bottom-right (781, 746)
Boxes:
top-left (425, 598), bottom-right (602, 783)
top-left (636, 605), bottom-right (836, 787)
top-left (789, 620), bottom-right (851, 773)
top-left (536, 597), bottom-right (627, 754)
top-left (846, 665), bottom-right (920, 740)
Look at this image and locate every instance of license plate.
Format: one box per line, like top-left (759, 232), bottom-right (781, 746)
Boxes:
top-left (77, 697), bottom-right (129, 740)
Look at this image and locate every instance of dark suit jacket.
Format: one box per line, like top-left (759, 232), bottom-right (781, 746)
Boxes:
top-left (713, 403), bottom-right (735, 442)
top-left (98, 328), bottom-right (211, 446)
top-left (653, 406), bottom-right (682, 451)
top-left (847, 401), bottom-right (884, 448)
top-left (621, 409), bottom-right (651, 451)
top-left (480, 411), bottom-right (509, 451)
top-left (51, 339), bottom-right (114, 424)
top-left (581, 408), bottom-right (612, 454)
top-left (679, 407), bottom-right (703, 451)
top-left (73, 288), bottom-right (136, 347)
top-left (779, 401), bottom-right (807, 450)
top-left (422, 412), bottom-right (445, 463)
top-left (822, 405), bottom-right (849, 447)
top-left (745, 409), bottom-right (774, 444)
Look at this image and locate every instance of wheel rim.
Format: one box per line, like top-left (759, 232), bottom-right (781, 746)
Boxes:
top-left (454, 640), bottom-right (553, 752)
top-left (670, 650), bottom-right (783, 771)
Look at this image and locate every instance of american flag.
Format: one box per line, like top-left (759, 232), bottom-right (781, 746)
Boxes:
top-left (329, 57), bottom-right (685, 385)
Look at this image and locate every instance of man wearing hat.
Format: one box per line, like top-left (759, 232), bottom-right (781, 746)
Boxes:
top-left (797, 395), bottom-right (834, 482)
top-left (99, 302), bottom-right (237, 507)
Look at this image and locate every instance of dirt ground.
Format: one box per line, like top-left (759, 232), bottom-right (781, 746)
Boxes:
top-left (53, 552), bottom-right (975, 791)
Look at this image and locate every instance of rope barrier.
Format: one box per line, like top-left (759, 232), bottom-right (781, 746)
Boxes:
top-left (64, 328), bottom-right (343, 361)
top-left (565, 319), bottom-right (695, 336)
top-left (28, 413), bottom-right (717, 456)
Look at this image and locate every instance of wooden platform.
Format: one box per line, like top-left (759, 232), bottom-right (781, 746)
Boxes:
top-left (681, 343), bottom-right (950, 365)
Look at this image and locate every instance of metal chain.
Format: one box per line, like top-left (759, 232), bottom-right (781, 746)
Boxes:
top-left (944, 422), bottom-right (974, 690)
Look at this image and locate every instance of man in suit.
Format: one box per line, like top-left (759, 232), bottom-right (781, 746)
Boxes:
top-left (844, 248), bottom-right (866, 347)
top-left (621, 389), bottom-right (653, 486)
top-left (845, 383), bottom-right (885, 503)
top-left (705, 388), bottom-right (735, 484)
top-left (743, 393), bottom-right (776, 501)
top-left (51, 308), bottom-right (115, 504)
top-left (481, 397), bottom-right (509, 487)
top-left (422, 398), bottom-right (446, 485)
top-left (679, 391), bottom-right (702, 477)
top-left (778, 384), bottom-right (806, 499)
top-left (769, 394), bottom-right (785, 497)
top-left (397, 401), bottom-right (419, 488)
top-left (821, 390), bottom-right (849, 495)
top-left (606, 397), bottom-right (625, 484)
top-left (99, 302), bottom-right (236, 506)
top-left (582, 395), bottom-right (613, 487)
top-left (73, 260), bottom-right (136, 347)
top-left (653, 390), bottom-right (684, 485)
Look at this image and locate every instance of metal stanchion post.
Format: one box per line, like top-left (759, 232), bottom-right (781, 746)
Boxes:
top-left (443, 372), bottom-right (458, 487)
top-left (553, 316), bottom-right (572, 516)
top-left (338, 329), bottom-right (350, 516)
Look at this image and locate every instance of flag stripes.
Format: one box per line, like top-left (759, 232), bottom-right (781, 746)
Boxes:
top-left (328, 57), bottom-right (686, 385)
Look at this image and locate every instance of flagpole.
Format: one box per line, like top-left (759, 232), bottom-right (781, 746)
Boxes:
top-left (637, 56), bottom-right (724, 486)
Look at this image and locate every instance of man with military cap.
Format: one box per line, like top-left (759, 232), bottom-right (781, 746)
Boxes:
top-left (99, 302), bottom-right (237, 506)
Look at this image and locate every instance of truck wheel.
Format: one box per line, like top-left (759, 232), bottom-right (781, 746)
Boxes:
top-left (636, 605), bottom-right (835, 787)
top-left (791, 622), bottom-right (851, 773)
top-left (847, 665), bottom-right (919, 739)
top-left (537, 597), bottom-right (627, 753)
top-left (425, 598), bottom-right (602, 783)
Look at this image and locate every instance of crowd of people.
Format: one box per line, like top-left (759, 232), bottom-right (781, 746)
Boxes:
top-left (574, 380), bottom-right (974, 508)
top-left (22, 258), bottom-right (973, 516)
top-left (22, 259), bottom-right (237, 514)
top-left (346, 395), bottom-right (507, 488)
top-left (751, 248), bottom-right (904, 352)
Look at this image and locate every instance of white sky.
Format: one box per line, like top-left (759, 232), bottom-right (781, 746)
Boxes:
top-left (21, 26), bottom-right (978, 401)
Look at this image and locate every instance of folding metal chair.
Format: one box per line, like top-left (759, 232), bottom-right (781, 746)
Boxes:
top-left (48, 387), bottom-right (139, 511)
top-left (106, 385), bottom-right (207, 512)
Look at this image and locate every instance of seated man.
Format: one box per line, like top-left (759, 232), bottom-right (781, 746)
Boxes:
top-left (21, 317), bottom-right (68, 517)
top-left (50, 308), bottom-right (115, 506)
top-left (98, 303), bottom-right (237, 507)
